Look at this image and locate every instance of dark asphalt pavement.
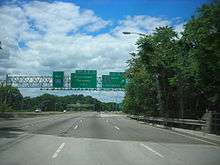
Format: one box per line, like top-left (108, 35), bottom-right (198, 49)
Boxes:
top-left (0, 111), bottom-right (219, 165)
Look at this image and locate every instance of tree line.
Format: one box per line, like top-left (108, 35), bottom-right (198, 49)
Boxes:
top-left (0, 85), bottom-right (121, 112)
top-left (123, 2), bottom-right (220, 119)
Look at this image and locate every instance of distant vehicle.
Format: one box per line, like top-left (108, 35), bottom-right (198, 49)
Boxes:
top-left (63, 110), bottom-right (67, 113)
top-left (35, 108), bottom-right (41, 113)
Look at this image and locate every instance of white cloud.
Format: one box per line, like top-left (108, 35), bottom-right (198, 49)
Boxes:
top-left (85, 18), bottom-right (110, 32)
top-left (0, 1), bottom-right (112, 75)
top-left (174, 22), bottom-right (185, 36)
top-left (22, 1), bottom-right (110, 34)
top-left (0, 1), bottom-right (184, 101)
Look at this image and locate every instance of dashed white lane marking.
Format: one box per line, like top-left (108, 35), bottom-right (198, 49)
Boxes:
top-left (114, 126), bottom-right (120, 130)
top-left (140, 143), bottom-right (164, 158)
top-left (52, 143), bottom-right (65, 158)
top-left (74, 125), bottom-right (78, 129)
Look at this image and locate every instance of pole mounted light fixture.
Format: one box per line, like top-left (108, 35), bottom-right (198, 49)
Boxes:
top-left (122, 32), bottom-right (132, 35)
top-left (122, 31), bottom-right (147, 36)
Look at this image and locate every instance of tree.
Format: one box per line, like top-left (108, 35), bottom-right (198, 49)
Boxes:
top-left (0, 85), bottom-right (23, 111)
top-left (182, 1), bottom-right (220, 113)
top-left (123, 1), bottom-right (220, 119)
top-left (124, 26), bottom-right (180, 117)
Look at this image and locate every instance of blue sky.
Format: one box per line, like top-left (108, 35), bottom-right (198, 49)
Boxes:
top-left (0, 0), bottom-right (210, 101)
top-left (73, 0), bottom-right (208, 20)
top-left (0, 0), bottom-right (210, 38)
top-left (0, 0), bottom-right (209, 23)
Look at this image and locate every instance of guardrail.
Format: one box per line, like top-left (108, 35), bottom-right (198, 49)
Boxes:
top-left (129, 111), bottom-right (220, 135)
top-left (128, 115), bottom-right (206, 130)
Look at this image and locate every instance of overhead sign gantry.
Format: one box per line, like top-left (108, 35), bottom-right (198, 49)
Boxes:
top-left (5, 70), bottom-right (126, 91)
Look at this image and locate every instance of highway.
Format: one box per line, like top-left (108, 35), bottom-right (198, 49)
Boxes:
top-left (0, 111), bottom-right (219, 165)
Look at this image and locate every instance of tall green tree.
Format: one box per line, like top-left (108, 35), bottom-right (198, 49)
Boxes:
top-left (123, 1), bottom-right (219, 118)
top-left (0, 85), bottom-right (23, 111)
top-left (182, 1), bottom-right (220, 113)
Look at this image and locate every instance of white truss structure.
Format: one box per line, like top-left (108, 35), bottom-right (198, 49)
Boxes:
top-left (5, 75), bottom-right (125, 91)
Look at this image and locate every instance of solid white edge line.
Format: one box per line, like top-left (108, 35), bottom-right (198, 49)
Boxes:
top-left (146, 123), bottom-right (218, 146)
top-left (140, 143), bottom-right (164, 158)
top-left (74, 125), bottom-right (78, 129)
top-left (114, 126), bottom-right (120, 130)
top-left (168, 130), bottom-right (217, 146)
top-left (52, 143), bottom-right (65, 158)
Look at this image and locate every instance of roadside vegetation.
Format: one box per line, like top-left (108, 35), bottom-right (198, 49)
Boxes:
top-left (123, 2), bottom-right (220, 119)
top-left (0, 85), bottom-right (121, 113)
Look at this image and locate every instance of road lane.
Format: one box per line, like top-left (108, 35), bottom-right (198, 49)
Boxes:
top-left (103, 114), bottom-right (217, 145)
top-left (0, 111), bottom-right (220, 165)
top-left (140, 143), bottom-right (164, 158)
top-left (114, 126), bottom-right (120, 130)
top-left (0, 112), bottom-right (84, 150)
top-left (0, 134), bottom-right (219, 165)
top-left (52, 142), bottom-right (65, 158)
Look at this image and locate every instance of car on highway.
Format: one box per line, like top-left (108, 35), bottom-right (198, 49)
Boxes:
top-left (35, 108), bottom-right (41, 113)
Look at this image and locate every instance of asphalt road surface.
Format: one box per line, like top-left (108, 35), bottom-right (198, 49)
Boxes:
top-left (0, 111), bottom-right (220, 165)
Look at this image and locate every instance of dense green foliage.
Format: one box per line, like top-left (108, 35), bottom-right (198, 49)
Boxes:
top-left (0, 85), bottom-right (121, 112)
top-left (0, 85), bottom-right (23, 111)
top-left (123, 2), bottom-right (220, 119)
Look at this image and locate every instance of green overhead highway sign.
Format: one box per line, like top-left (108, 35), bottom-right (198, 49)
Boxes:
top-left (71, 70), bottom-right (97, 88)
top-left (102, 72), bottom-right (126, 88)
top-left (52, 71), bottom-right (64, 88)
